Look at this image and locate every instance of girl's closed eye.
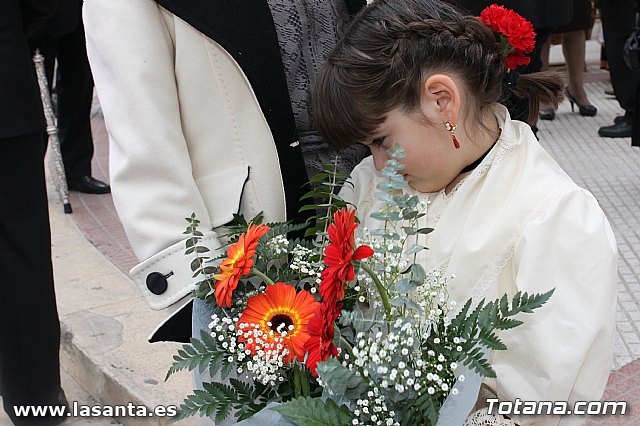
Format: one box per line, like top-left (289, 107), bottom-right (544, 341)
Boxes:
top-left (369, 136), bottom-right (386, 147)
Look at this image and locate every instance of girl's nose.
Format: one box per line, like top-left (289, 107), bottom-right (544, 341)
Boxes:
top-left (371, 149), bottom-right (388, 171)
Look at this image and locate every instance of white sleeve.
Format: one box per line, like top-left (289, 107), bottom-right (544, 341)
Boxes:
top-left (492, 188), bottom-right (617, 426)
top-left (84, 0), bottom-right (222, 309)
top-left (339, 156), bottom-right (376, 212)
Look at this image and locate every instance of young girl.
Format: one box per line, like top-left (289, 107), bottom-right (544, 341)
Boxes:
top-left (313, 0), bottom-right (617, 424)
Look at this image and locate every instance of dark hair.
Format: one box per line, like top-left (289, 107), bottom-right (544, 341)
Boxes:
top-left (312, 0), bottom-right (564, 149)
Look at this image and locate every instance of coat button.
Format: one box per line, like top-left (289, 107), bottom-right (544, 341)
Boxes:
top-left (146, 272), bottom-right (170, 295)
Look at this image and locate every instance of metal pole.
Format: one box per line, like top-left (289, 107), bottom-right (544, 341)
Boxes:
top-left (33, 49), bottom-right (72, 214)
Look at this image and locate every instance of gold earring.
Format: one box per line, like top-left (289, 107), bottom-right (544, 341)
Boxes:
top-left (445, 122), bottom-right (460, 149)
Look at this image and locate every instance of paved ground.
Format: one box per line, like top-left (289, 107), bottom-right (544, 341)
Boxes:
top-left (2, 41), bottom-right (640, 425)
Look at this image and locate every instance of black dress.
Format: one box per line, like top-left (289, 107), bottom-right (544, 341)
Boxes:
top-left (555, 0), bottom-right (593, 33)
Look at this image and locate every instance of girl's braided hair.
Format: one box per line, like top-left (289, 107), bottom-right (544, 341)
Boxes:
top-left (312, 0), bottom-right (564, 149)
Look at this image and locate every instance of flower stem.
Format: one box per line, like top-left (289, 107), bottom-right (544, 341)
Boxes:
top-left (338, 334), bottom-right (355, 360)
top-left (361, 263), bottom-right (392, 319)
top-left (300, 366), bottom-right (310, 397)
top-left (251, 267), bottom-right (275, 286)
top-left (293, 365), bottom-right (302, 398)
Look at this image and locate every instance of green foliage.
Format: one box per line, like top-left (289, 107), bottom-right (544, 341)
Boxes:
top-left (300, 159), bottom-right (352, 238)
top-left (165, 330), bottom-right (235, 381)
top-left (339, 303), bottom-right (385, 337)
top-left (221, 212), bottom-right (265, 238)
top-left (169, 378), bottom-right (279, 424)
top-left (364, 145), bottom-right (430, 303)
top-left (316, 357), bottom-right (368, 400)
top-left (271, 397), bottom-right (355, 426)
top-left (437, 289), bottom-right (555, 378)
top-left (403, 392), bottom-right (440, 426)
top-left (263, 221), bottom-right (309, 243)
top-left (183, 213), bottom-right (218, 301)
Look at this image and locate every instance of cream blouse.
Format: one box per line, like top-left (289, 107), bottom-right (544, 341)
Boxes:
top-left (340, 105), bottom-right (618, 426)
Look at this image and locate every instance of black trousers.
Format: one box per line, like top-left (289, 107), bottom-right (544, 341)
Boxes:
top-left (0, 132), bottom-right (62, 424)
top-left (37, 21), bottom-right (94, 181)
top-left (599, 0), bottom-right (640, 114)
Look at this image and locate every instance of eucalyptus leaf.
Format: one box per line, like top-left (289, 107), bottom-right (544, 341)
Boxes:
top-left (370, 211), bottom-right (391, 221)
top-left (409, 264), bottom-right (427, 282)
top-left (390, 296), bottom-right (423, 312)
top-left (316, 358), bottom-right (368, 399)
top-left (391, 278), bottom-right (417, 293)
top-left (374, 191), bottom-right (396, 203)
top-left (417, 227), bottom-right (434, 235)
top-left (402, 226), bottom-right (417, 235)
top-left (376, 181), bottom-right (398, 191)
top-left (402, 209), bottom-right (418, 220)
top-left (405, 245), bottom-right (426, 255)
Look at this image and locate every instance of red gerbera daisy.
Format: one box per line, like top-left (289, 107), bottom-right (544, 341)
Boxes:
top-left (213, 223), bottom-right (269, 308)
top-left (304, 208), bottom-right (374, 376)
top-left (321, 208), bottom-right (373, 301)
top-left (304, 306), bottom-right (339, 376)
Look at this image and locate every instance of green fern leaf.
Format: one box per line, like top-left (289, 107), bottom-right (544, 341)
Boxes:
top-left (165, 330), bottom-right (223, 381)
top-left (271, 397), bottom-right (354, 426)
top-left (169, 384), bottom-right (233, 424)
top-left (403, 391), bottom-right (440, 426)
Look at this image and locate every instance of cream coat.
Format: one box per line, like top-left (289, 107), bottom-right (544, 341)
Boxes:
top-left (84, 0), bottom-right (290, 313)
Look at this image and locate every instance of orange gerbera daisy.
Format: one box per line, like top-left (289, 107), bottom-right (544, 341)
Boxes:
top-left (213, 223), bottom-right (270, 308)
top-left (237, 282), bottom-right (319, 363)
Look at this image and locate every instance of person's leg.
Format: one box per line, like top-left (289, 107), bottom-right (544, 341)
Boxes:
top-left (563, 29), bottom-right (597, 116)
top-left (599, 0), bottom-right (638, 113)
top-left (540, 38), bottom-right (551, 72)
top-left (598, 0), bottom-right (640, 137)
top-left (563, 29), bottom-right (592, 106)
top-left (0, 132), bottom-right (65, 426)
top-left (55, 22), bottom-right (94, 181)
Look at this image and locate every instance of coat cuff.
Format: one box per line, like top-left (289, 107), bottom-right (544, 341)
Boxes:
top-left (130, 231), bottom-right (222, 310)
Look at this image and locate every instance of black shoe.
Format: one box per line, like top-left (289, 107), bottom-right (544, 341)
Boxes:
top-left (614, 113), bottom-right (633, 124)
top-left (539, 108), bottom-right (556, 121)
top-left (44, 389), bottom-right (70, 426)
top-left (566, 87), bottom-right (597, 117)
top-left (598, 119), bottom-right (633, 138)
top-left (8, 389), bottom-right (69, 426)
top-left (68, 176), bottom-right (111, 194)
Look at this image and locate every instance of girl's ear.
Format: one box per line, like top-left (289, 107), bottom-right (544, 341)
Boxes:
top-left (419, 74), bottom-right (462, 124)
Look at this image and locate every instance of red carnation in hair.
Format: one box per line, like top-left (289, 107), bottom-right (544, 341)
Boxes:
top-left (479, 4), bottom-right (536, 70)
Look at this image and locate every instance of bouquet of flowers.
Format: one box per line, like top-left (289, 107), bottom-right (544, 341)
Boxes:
top-left (165, 148), bottom-right (552, 426)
